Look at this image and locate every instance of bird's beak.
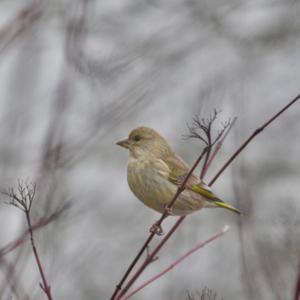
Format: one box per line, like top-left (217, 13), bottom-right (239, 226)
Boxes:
top-left (116, 138), bottom-right (130, 149)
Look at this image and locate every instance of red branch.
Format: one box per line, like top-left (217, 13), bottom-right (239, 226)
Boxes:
top-left (121, 225), bottom-right (229, 300)
top-left (0, 206), bottom-right (66, 259)
top-left (111, 147), bottom-right (208, 299)
top-left (113, 93), bottom-right (300, 299)
top-left (209, 93), bottom-right (300, 186)
top-left (24, 209), bottom-right (52, 300)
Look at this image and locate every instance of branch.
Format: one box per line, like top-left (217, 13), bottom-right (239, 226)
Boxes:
top-left (2, 182), bottom-right (70, 300)
top-left (113, 93), bottom-right (300, 300)
top-left (114, 113), bottom-right (235, 299)
top-left (0, 0), bottom-right (43, 54)
top-left (201, 116), bottom-right (237, 179)
top-left (184, 110), bottom-right (231, 179)
top-left (209, 93), bottom-right (300, 186)
top-left (120, 225), bottom-right (230, 300)
top-left (0, 204), bottom-right (68, 259)
top-left (25, 208), bottom-right (52, 300)
top-left (111, 147), bottom-right (208, 299)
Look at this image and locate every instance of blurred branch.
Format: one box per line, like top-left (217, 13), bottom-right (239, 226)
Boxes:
top-left (0, 203), bottom-right (68, 259)
top-left (0, 258), bottom-right (30, 300)
top-left (186, 287), bottom-right (222, 300)
top-left (3, 181), bottom-right (53, 300)
top-left (0, 0), bottom-right (43, 54)
top-left (256, 240), bottom-right (283, 300)
top-left (232, 163), bottom-right (256, 300)
top-left (120, 225), bottom-right (229, 300)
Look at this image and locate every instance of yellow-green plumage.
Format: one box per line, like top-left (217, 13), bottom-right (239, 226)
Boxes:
top-left (117, 126), bottom-right (241, 216)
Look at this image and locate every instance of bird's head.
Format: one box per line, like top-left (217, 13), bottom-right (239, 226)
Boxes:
top-left (116, 126), bottom-right (171, 159)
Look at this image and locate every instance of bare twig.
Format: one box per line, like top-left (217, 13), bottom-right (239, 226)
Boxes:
top-left (202, 117), bottom-right (237, 178)
top-left (0, 204), bottom-right (69, 259)
top-left (209, 93), bottom-right (300, 186)
top-left (121, 225), bottom-right (229, 300)
top-left (184, 110), bottom-right (231, 179)
top-left (2, 182), bottom-right (65, 300)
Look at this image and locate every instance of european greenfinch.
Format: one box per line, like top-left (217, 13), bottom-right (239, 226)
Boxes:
top-left (117, 126), bottom-right (241, 216)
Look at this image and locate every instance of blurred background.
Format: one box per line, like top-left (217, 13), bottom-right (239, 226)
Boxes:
top-left (0, 0), bottom-right (299, 299)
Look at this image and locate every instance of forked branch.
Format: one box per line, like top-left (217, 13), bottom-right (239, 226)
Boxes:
top-left (3, 181), bottom-right (53, 300)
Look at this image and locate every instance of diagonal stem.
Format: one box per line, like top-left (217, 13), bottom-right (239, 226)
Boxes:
top-left (121, 225), bottom-right (229, 300)
top-left (111, 148), bottom-right (208, 299)
top-left (209, 93), bottom-right (300, 186)
top-left (25, 210), bottom-right (52, 300)
top-left (113, 93), bottom-right (300, 300)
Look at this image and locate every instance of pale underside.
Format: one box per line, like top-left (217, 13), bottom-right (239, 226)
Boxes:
top-left (127, 157), bottom-right (214, 216)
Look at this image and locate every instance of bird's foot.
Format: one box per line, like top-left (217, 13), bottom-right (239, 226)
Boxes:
top-left (150, 221), bottom-right (164, 236)
top-left (164, 205), bottom-right (174, 216)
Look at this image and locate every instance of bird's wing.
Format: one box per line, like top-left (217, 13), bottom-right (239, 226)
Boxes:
top-left (158, 156), bottom-right (242, 214)
top-left (160, 155), bottom-right (218, 201)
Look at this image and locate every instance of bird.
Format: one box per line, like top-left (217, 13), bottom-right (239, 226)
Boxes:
top-left (116, 126), bottom-right (241, 220)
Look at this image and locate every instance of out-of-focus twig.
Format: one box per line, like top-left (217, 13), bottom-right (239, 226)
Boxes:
top-left (232, 163), bottom-right (257, 300)
top-left (0, 258), bottom-right (30, 300)
top-left (120, 225), bottom-right (229, 300)
top-left (2, 182), bottom-right (69, 300)
top-left (0, 0), bottom-right (43, 54)
top-left (0, 203), bottom-right (68, 259)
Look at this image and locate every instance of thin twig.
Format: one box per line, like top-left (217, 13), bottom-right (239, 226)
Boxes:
top-left (232, 164), bottom-right (256, 300)
top-left (1, 183), bottom-right (67, 300)
top-left (116, 216), bottom-right (185, 299)
top-left (24, 209), bottom-right (52, 299)
top-left (0, 0), bottom-right (43, 54)
top-left (209, 93), bottom-right (300, 186)
top-left (0, 204), bottom-right (68, 259)
top-left (121, 225), bottom-right (230, 300)
top-left (202, 117), bottom-right (237, 179)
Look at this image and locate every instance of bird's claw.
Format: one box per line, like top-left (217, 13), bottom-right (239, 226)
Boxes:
top-left (164, 205), bottom-right (174, 216)
top-left (150, 222), bottom-right (164, 236)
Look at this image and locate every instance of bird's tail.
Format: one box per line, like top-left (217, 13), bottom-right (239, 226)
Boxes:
top-left (214, 200), bottom-right (242, 215)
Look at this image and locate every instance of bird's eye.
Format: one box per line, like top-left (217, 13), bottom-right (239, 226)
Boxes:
top-left (133, 135), bottom-right (141, 142)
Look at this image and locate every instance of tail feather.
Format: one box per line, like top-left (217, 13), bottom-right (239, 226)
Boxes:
top-left (214, 201), bottom-right (242, 215)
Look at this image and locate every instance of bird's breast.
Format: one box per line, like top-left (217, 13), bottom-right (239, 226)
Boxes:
top-left (127, 158), bottom-right (175, 213)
